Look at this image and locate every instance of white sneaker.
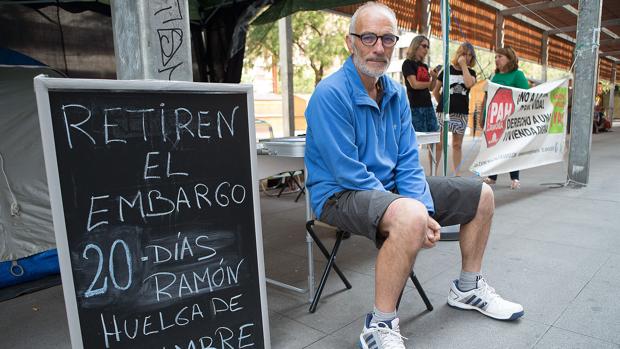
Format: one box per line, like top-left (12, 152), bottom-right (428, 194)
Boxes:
top-left (359, 313), bottom-right (407, 349)
top-left (447, 278), bottom-right (524, 320)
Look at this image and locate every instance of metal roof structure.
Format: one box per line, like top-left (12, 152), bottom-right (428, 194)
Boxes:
top-left (333, 0), bottom-right (619, 81)
top-left (1, 0), bottom-right (617, 82)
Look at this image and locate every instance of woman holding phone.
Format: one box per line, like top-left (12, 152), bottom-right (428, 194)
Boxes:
top-left (402, 35), bottom-right (439, 171)
top-left (432, 42), bottom-right (477, 176)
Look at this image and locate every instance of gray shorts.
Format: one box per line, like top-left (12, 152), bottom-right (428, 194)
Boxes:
top-left (319, 176), bottom-right (482, 246)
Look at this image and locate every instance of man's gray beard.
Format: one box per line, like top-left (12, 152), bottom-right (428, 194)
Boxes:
top-left (352, 49), bottom-right (389, 79)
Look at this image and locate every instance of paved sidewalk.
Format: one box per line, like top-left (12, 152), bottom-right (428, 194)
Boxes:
top-left (1, 127), bottom-right (619, 348)
top-left (265, 127), bottom-right (620, 348)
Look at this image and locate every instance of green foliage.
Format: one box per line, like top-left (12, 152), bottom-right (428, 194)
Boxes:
top-left (245, 21), bottom-right (280, 70)
top-left (547, 66), bottom-right (572, 81)
top-left (294, 66), bottom-right (316, 93)
top-left (291, 11), bottom-right (349, 87)
top-left (244, 11), bottom-right (349, 92)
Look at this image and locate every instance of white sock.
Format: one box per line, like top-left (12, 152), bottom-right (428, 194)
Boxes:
top-left (371, 306), bottom-right (397, 324)
top-left (458, 270), bottom-right (482, 292)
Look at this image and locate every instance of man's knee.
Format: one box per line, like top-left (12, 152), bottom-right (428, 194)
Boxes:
top-left (478, 183), bottom-right (495, 217)
top-left (380, 198), bottom-right (427, 246)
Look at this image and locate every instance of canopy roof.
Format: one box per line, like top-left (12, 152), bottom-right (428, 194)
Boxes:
top-left (2, 0), bottom-right (618, 80)
top-left (332, 0), bottom-right (619, 80)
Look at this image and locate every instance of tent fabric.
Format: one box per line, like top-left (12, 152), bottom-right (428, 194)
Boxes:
top-left (0, 5), bottom-right (117, 79)
top-left (0, 47), bottom-right (45, 66)
top-left (0, 65), bottom-right (63, 262)
top-left (200, 0), bottom-right (270, 83)
top-left (0, 249), bottom-right (59, 288)
top-left (252, 0), bottom-right (363, 25)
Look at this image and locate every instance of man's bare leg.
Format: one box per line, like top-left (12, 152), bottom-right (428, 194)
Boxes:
top-left (459, 183), bottom-right (494, 272)
top-left (448, 183), bottom-right (523, 320)
top-left (452, 133), bottom-right (464, 176)
top-left (433, 140), bottom-right (442, 175)
top-left (374, 198), bottom-right (428, 312)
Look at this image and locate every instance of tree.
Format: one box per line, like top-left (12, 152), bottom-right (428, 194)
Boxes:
top-left (244, 21), bottom-right (280, 92)
top-left (291, 11), bottom-right (349, 87)
top-left (244, 11), bottom-right (349, 92)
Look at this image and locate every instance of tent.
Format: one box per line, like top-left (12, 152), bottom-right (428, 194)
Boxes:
top-left (0, 48), bottom-right (64, 294)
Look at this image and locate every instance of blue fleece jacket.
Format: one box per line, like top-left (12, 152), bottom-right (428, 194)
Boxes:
top-left (305, 56), bottom-right (434, 218)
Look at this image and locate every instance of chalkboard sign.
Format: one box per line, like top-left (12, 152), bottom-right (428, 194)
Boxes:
top-left (34, 76), bottom-right (270, 349)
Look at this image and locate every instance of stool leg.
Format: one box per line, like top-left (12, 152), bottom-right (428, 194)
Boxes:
top-left (410, 272), bottom-right (433, 311)
top-left (294, 187), bottom-right (305, 202)
top-left (309, 230), bottom-right (345, 313)
top-left (306, 222), bottom-right (351, 288)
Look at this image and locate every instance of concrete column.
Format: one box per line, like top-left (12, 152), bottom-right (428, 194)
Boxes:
top-left (541, 32), bottom-right (549, 82)
top-left (440, 0), bottom-right (450, 176)
top-left (567, 0), bottom-right (603, 186)
top-left (418, 0), bottom-right (431, 38)
top-left (278, 16), bottom-right (295, 137)
top-left (609, 62), bottom-right (616, 119)
top-left (110, 0), bottom-right (193, 81)
top-left (495, 12), bottom-right (504, 49)
top-left (419, 0), bottom-right (431, 67)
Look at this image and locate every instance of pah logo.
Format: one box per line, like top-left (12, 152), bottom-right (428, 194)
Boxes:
top-left (485, 88), bottom-right (515, 147)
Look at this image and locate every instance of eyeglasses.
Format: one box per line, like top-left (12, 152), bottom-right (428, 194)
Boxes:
top-left (420, 44), bottom-right (430, 49)
top-left (350, 32), bottom-right (399, 47)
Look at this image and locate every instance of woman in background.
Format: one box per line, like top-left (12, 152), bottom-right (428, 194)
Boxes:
top-left (433, 42), bottom-right (477, 176)
top-left (402, 35), bottom-right (439, 171)
top-left (484, 46), bottom-right (530, 189)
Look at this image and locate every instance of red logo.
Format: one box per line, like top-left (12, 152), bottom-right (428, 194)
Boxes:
top-left (485, 88), bottom-right (515, 147)
top-left (416, 66), bottom-right (430, 82)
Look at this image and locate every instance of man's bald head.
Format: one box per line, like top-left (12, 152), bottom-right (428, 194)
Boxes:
top-left (349, 2), bottom-right (397, 34)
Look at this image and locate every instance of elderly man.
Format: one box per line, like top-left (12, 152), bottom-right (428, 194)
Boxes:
top-left (304, 2), bottom-right (523, 348)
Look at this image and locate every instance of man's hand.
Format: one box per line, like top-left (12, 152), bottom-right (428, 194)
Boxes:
top-left (423, 216), bottom-right (441, 248)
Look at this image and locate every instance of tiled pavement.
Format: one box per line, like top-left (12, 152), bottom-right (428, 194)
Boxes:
top-left (1, 127), bottom-right (619, 348)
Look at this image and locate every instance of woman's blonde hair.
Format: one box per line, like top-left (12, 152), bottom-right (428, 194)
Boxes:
top-left (495, 46), bottom-right (519, 73)
top-left (406, 35), bottom-right (429, 62)
top-left (451, 42), bottom-right (476, 68)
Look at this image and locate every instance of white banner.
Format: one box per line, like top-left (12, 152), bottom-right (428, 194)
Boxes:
top-left (470, 78), bottom-right (569, 176)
